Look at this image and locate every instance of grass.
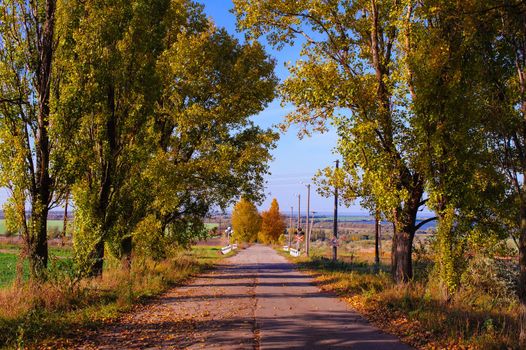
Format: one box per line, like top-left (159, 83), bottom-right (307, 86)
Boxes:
top-left (0, 244), bottom-right (234, 349)
top-left (0, 244), bottom-right (73, 289)
top-left (0, 254), bottom-right (27, 288)
top-left (281, 248), bottom-right (520, 349)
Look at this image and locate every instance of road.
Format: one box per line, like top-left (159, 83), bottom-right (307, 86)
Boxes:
top-left (75, 245), bottom-right (412, 349)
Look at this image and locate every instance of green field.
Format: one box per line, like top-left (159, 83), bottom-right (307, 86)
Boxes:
top-left (0, 252), bottom-right (25, 287)
top-left (0, 219), bottom-right (66, 236)
top-left (0, 244), bottom-right (72, 288)
top-left (0, 243), bottom-right (224, 289)
top-left (0, 220), bottom-right (217, 235)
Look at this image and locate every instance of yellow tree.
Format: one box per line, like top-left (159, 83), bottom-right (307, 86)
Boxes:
top-left (259, 198), bottom-right (286, 244)
top-left (231, 198), bottom-right (261, 243)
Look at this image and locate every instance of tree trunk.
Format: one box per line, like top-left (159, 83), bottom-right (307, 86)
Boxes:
top-left (25, 0), bottom-right (56, 278)
top-left (519, 197), bottom-right (526, 346)
top-left (391, 180), bottom-right (423, 283)
top-left (28, 207), bottom-right (49, 277)
top-left (90, 238), bottom-right (105, 277)
top-left (374, 210), bottom-right (380, 272)
top-left (87, 83), bottom-right (117, 277)
top-left (391, 221), bottom-right (415, 283)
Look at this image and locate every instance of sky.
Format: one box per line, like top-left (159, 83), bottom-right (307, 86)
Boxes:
top-left (198, 1), bottom-right (367, 214)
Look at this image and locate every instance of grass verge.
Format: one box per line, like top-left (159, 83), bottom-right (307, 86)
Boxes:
top-left (0, 245), bottom-right (234, 349)
top-left (279, 249), bottom-right (519, 350)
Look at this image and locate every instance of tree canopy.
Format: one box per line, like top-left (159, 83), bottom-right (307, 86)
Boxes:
top-left (259, 198), bottom-right (286, 244)
top-left (0, 0), bottom-right (277, 277)
top-left (231, 198), bottom-right (262, 243)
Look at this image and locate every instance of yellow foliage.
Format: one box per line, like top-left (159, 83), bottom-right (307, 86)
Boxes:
top-left (231, 198), bottom-right (261, 243)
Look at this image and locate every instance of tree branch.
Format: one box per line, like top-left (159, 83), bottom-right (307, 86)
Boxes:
top-left (414, 216), bottom-right (438, 231)
top-left (418, 198), bottom-right (429, 207)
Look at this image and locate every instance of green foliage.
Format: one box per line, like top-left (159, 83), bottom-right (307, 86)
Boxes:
top-left (55, 0), bottom-right (277, 273)
top-left (233, 0), bottom-right (524, 292)
top-left (148, 21), bottom-right (277, 241)
top-left (231, 198), bottom-right (261, 243)
top-left (233, 0), bottom-right (426, 282)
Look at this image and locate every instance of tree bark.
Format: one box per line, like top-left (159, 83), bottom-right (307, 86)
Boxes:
top-left (28, 207), bottom-right (49, 276)
top-left (391, 178), bottom-right (424, 282)
top-left (519, 186), bottom-right (526, 345)
top-left (90, 238), bottom-right (105, 277)
top-left (374, 210), bottom-right (380, 272)
top-left (27, 0), bottom-right (56, 277)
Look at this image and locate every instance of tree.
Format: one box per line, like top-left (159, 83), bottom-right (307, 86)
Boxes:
top-left (148, 21), bottom-right (277, 247)
top-left (234, 0), bottom-right (427, 282)
top-left (63, 0), bottom-right (174, 276)
top-left (401, 0), bottom-right (509, 298)
top-left (0, 0), bottom-right (64, 277)
top-left (259, 198), bottom-right (286, 244)
top-left (231, 198), bottom-right (261, 243)
top-left (469, 0), bottom-right (526, 343)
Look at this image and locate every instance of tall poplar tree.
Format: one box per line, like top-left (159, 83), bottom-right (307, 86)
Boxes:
top-left (402, 0), bottom-right (509, 297)
top-left (0, 0), bottom-right (60, 276)
top-left (63, 0), bottom-right (174, 275)
top-left (231, 198), bottom-right (261, 243)
top-left (259, 198), bottom-right (286, 244)
top-left (473, 0), bottom-right (526, 343)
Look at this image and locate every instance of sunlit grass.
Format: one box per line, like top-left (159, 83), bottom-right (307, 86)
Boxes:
top-left (282, 248), bottom-right (519, 349)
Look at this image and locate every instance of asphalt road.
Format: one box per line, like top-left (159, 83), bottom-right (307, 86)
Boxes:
top-left (74, 244), bottom-right (412, 349)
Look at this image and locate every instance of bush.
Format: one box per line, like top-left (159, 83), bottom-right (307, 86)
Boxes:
top-left (461, 255), bottom-right (519, 307)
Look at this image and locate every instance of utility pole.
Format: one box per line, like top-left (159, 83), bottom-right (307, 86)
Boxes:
top-left (310, 211), bottom-right (316, 243)
top-left (297, 194), bottom-right (301, 230)
top-left (289, 206), bottom-right (293, 247)
top-left (306, 184), bottom-right (311, 255)
top-left (333, 160), bottom-right (339, 261)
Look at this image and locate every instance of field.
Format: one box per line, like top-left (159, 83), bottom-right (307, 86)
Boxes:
top-left (0, 243), bottom-right (73, 288)
top-left (0, 219), bottom-right (67, 236)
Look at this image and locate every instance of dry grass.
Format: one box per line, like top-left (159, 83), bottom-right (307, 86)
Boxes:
top-left (285, 251), bottom-right (520, 350)
top-left (0, 246), bottom-right (227, 349)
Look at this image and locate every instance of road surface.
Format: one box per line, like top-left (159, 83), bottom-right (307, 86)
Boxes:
top-left (75, 245), bottom-right (412, 349)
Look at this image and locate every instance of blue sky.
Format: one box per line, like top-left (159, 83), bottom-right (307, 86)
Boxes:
top-left (198, 1), bottom-right (367, 214)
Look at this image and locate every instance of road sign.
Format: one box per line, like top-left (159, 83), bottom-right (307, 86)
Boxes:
top-left (295, 235), bottom-right (304, 242)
